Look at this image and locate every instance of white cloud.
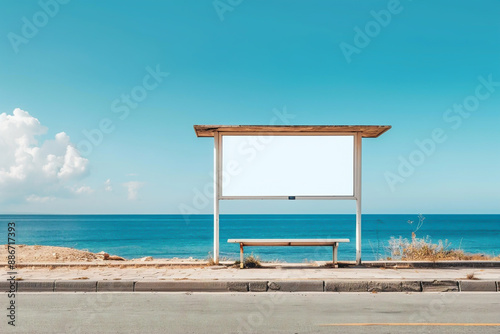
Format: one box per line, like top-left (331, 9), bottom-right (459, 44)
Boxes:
top-left (58, 145), bottom-right (89, 179)
top-left (26, 194), bottom-right (55, 203)
top-left (123, 181), bottom-right (143, 200)
top-left (0, 108), bottom-right (90, 203)
top-left (104, 179), bottom-right (112, 191)
top-left (72, 185), bottom-right (93, 195)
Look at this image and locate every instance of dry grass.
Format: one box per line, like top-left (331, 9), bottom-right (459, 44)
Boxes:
top-left (206, 252), bottom-right (216, 266)
top-left (233, 254), bottom-right (262, 268)
top-left (466, 272), bottom-right (477, 280)
top-left (243, 255), bottom-right (262, 268)
top-left (385, 215), bottom-right (499, 261)
top-left (386, 235), bottom-right (499, 261)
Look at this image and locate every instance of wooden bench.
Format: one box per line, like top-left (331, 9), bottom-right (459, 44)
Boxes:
top-left (227, 239), bottom-right (350, 268)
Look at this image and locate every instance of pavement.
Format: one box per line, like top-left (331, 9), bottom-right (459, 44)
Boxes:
top-left (2, 261), bottom-right (500, 293)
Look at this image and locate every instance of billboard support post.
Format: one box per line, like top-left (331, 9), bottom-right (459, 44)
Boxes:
top-left (354, 132), bottom-right (362, 265)
top-left (213, 132), bottom-right (220, 264)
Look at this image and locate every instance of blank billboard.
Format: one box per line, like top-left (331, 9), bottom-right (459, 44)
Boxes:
top-left (221, 135), bottom-right (354, 197)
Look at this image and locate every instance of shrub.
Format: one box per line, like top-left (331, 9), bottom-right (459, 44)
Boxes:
top-left (233, 254), bottom-right (262, 268)
top-left (386, 236), bottom-right (496, 261)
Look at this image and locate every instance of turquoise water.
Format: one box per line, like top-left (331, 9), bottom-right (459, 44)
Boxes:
top-left (1, 214), bottom-right (499, 262)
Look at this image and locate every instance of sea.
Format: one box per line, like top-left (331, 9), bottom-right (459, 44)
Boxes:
top-left (2, 214), bottom-right (499, 262)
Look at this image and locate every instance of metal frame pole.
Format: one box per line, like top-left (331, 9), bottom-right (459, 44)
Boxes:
top-left (355, 132), bottom-right (362, 265)
top-left (213, 132), bottom-right (220, 264)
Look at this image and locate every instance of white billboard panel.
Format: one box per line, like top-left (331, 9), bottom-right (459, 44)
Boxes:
top-left (221, 135), bottom-right (354, 197)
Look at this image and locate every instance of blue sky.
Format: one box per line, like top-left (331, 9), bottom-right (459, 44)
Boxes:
top-left (0, 0), bottom-right (499, 214)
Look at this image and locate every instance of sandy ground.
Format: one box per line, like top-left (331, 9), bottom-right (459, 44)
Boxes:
top-left (0, 244), bottom-right (204, 263)
top-left (2, 244), bottom-right (104, 262)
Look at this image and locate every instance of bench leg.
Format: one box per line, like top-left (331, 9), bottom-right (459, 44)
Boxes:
top-left (332, 243), bottom-right (338, 268)
top-left (240, 243), bottom-right (244, 269)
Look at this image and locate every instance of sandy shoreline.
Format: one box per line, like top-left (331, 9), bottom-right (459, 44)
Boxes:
top-left (1, 244), bottom-right (206, 264)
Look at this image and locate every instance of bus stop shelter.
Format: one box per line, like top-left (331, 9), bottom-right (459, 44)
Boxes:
top-left (194, 125), bottom-right (391, 265)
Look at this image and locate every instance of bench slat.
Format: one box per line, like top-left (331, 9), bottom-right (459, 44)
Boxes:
top-left (228, 239), bottom-right (349, 246)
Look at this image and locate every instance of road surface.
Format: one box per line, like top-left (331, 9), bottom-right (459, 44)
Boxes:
top-left (2, 292), bottom-right (500, 333)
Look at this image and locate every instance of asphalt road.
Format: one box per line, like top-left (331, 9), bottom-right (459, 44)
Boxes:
top-left (2, 292), bottom-right (500, 333)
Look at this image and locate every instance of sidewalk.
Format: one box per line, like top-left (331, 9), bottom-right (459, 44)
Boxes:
top-left (2, 262), bottom-right (500, 293)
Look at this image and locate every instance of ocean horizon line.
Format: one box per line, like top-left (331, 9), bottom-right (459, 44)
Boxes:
top-left (2, 213), bottom-right (500, 216)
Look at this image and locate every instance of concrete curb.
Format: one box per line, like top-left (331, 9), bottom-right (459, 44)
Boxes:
top-left (134, 281), bottom-right (242, 292)
top-left (249, 281), bottom-right (268, 292)
top-left (268, 280), bottom-right (324, 292)
top-left (1, 281), bottom-right (15, 292)
top-left (17, 280), bottom-right (55, 292)
top-left (459, 280), bottom-right (497, 292)
top-left (325, 281), bottom-right (368, 292)
top-left (5, 279), bottom-right (500, 293)
top-left (97, 281), bottom-right (135, 292)
top-left (422, 280), bottom-right (459, 292)
top-left (55, 280), bottom-right (98, 292)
